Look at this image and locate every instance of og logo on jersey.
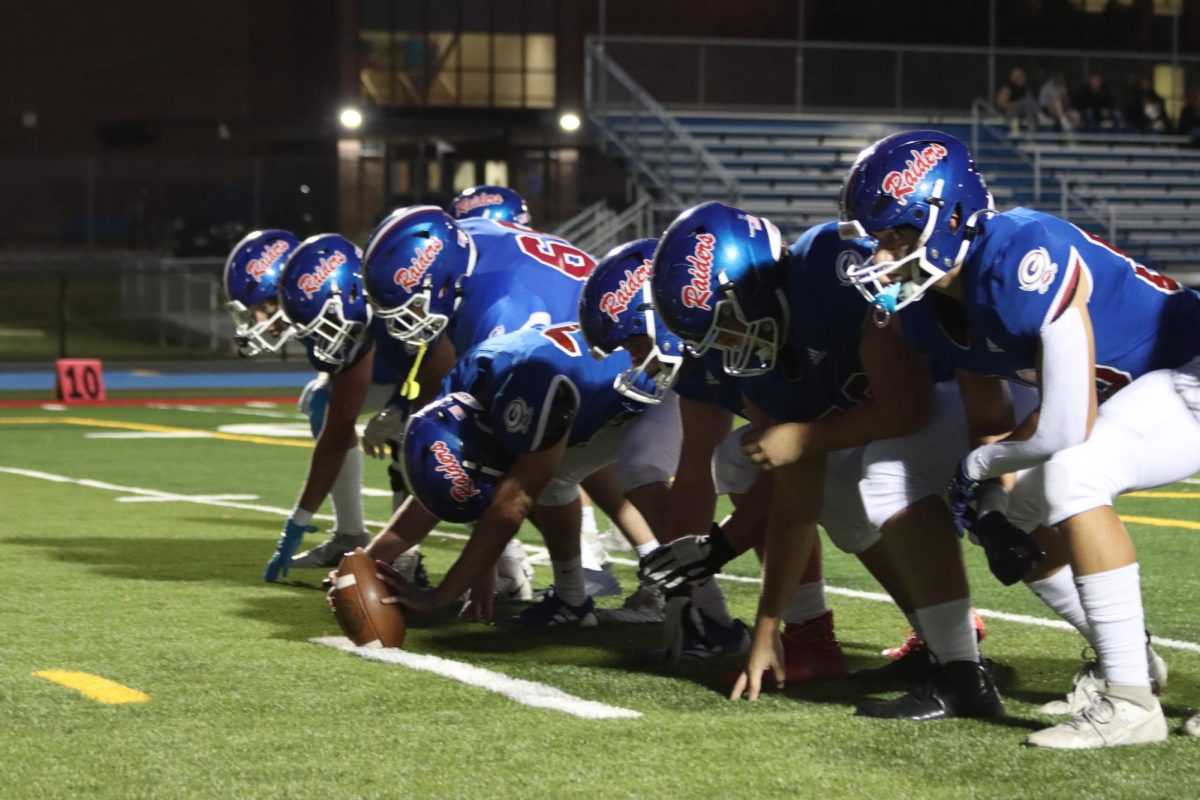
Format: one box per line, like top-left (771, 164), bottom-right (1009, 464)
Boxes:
top-left (503, 397), bottom-right (532, 434)
top-left (1017, 247), bottom-right (1058, 294)
top-left (835, 248), bottom-right (865, 286)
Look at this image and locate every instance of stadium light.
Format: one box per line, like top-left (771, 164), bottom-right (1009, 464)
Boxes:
top-left (339, 107), bottom-right (364, 130)
top-left (559, 112), bottom-right (581, 132)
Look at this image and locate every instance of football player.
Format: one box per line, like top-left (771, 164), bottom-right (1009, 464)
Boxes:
top-left (449, 185), bottom-right (532, 226)
top-left (839, 129), bottom-right (1200, 747)
top-left (357, 320), bottom-right (679, 626)
top-left (649, 204), bottom-right (1003, 720)
top-left (361, 205), bottom-right (661, 603)
top-left (224, 230), bottom-right (377, 571)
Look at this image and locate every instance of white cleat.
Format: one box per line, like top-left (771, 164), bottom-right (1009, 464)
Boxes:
top-left (495, 540), bottom-right (535, 601)
top-left (1027, 687), bottom-right (1168, 750)
top-left (1039, 642), bottom-right (1168, 716)
top-left (1183, 712), bottom-right (1200, 737)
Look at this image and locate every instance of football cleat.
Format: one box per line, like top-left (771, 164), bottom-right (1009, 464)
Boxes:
top-left (781, 610), bottom-right (848, 681)
top-left (290, 531), bottom-right (371, 569)
top-left (881, 608), bottom-right (987, 660)
top-left (391, 548), bottom-right (430, 590)
top-left (597, 581), bottom-right (666, 624)
top-left (855, 660), bottom-right (1005, 721)
top-left (583, 563), bottom-right (623, 598)
top-left (855, 641), bottom-right (935, 684)
top-left (498, 588), bottom-right (598, 628)
top-left (1027, 687), bottom-right (1167, 749)
top-left (495, 540), bottom-right (535, 601)
top-left (1183, 711), bottom-right (1200, 737)
top-left (659, 596), bottom-right (750, 666)
top-left (1039, 641), bottom-right (1169, 715)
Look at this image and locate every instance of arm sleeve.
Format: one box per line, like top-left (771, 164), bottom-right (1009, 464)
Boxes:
top-left (963, 306), bottom-right (1092, 480)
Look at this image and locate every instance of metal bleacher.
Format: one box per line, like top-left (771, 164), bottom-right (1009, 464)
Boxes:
top-left (586, 38), bottom-right (1200, 280)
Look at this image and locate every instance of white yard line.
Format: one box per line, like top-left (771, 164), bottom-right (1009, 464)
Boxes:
top-left (85, 431), bottom-right (216, 440)
top-left (311, 636), bottom-right (640, 719)
top-left (146, 403), bottom-right (305, 420)
top-left (3, 465), bottom-right (1199, 657)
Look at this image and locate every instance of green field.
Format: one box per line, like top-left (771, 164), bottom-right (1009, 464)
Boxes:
top-left (2, 400), bottom-right (1199, 799)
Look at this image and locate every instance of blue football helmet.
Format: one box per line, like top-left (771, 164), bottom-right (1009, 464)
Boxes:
top-left (278, 233), bottom-right (369, 366)
top-left (362, 206), bottom-right (477, 345)
top-left (650, 202), bottom-right (787, 376)
top-left (838, 129), bottom-right (994, 316)
top-left (223, 229), bottom-right (300, 356)
top-left (450, 185), bottom-right (531, 226)
top-left (579, 238), bottom-right (683, 404)
top-left (400, 392), bottom-right (516, 523)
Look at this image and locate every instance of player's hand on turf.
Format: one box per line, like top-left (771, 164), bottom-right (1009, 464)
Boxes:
top-left (973, 511), bottom-right (1045, 585)
top-left (947, 460), bottom-right (980, 538)
top-left (363, 404), bottom-right (404, 459)
top-left (263, 518), bottom-right (317, 582)
top-left (730, 624), bottom-right (785, 701)
top-left (459, 569), bottom-right (497, 623)
top-left (638, 523), bottom-right (735, 591)
top-left (377, 560), bottom-right (439, 612)
top-left (740, 422), bottom-right (810, 470)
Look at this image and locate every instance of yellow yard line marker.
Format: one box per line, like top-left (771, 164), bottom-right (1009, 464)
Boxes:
top-left (0, 416), bottom-right (311, 448)
top-left (1120, 514), bottom-right (1200, 532)
top-left (1125, 491), bottom-right (1200, 499)
top-left (33, 670), bottom-right (151, 704)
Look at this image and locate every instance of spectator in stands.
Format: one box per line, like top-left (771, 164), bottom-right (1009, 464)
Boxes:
top-left (996, 67), bottom-right (1040, 133)
top-left (1078, 73), bottom-right (1119, 131)
top-left (1125, 75), bottom-right (1169, 134)
top-left (1038, 72), bottom-right (1080, 133)
top-left (1177, 89), bottom-right (1200, 145)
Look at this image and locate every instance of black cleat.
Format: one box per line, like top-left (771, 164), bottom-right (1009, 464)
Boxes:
top-left (853, 641), bottom-right (935, 684)
top-left (855, 660), bottom-right (1005, 721)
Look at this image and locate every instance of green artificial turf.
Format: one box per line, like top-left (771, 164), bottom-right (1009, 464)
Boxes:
top-left (2, 402), bottom-right (1199, 799)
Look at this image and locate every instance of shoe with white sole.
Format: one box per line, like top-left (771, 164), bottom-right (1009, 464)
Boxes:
top-left (495, 540), bottom-right (535, 601)
top-left (499, 588), bottom-right (598, 628)
top-left (1040, 641), bottom-right (1168, 716)
top-left (291, 531), bottom-right (371, 569)
top-left (1026, 686), bottom-right (1168, 749)
top-left (583, 563), bottom-right (623, 598)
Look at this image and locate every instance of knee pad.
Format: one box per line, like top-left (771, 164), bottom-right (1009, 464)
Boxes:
top-left (820, 448), bottom-right (879, 554)
top-left (535, 477), bottom-right (581, 508)
top-left (712, 427), bottom-right (759, 495)
top-left (617, 449), bottom-right (675, 494)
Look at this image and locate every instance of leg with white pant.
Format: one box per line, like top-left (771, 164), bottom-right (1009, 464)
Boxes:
top-left (1026, 366), bottom-right (1200, 748)
top-left (846, 383), bottom-right (1002, 720)
top-left (291, 374), bottom-right (371, 568)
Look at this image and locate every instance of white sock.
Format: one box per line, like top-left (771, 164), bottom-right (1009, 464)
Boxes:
top-left (783, 580), bottom-right (830, 625)
top-left (1076, 563), bottom-right (1150, 688)
top-left (552, 557), bottom-right (587, 606)
top-left (915, 598), bottom-right (980, 664)
top-left (329, 446), bottom-right (365, 535)
top-left (581, 504), bottom-right (599, 535)
top-left (1027, 565), bottom-right (1093, 644)
top-left (691, 577), bottom-right (733, 626)
top-left (579, 531), bottom-right (605, 571)
top-left (635, 541), bottom-right (659, 559)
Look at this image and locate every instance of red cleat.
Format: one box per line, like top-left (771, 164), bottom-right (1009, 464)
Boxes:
top-left (881, 608), bottom-right (988, 661)
top-left (780, 609), bottom-right (848, 682)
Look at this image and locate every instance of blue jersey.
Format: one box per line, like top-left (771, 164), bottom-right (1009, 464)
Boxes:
top-left (745, 223), bottom-right (876, 422)
top-left (901, 208), bottom-right (1200, 400)
top-left (674, 350), bottom-right (749, 416)
top-left (368, 317), bottom-right (418, 386)
top-left (441, 323), bottom-right (645, 458)
top-left (450, 218), bottom-right (595, 355)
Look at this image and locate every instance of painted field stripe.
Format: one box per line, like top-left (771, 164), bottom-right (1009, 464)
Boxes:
top-left (311, 636), bottom-right (640, 719)
top-left (3, 466), bottom-right (1197, 656)
top-left (1126, 491), bottom-right (1200, 499)
top-left (1120, 514), bottom-right (1200, 532)
top-left (0, 416), bottom-right (312, 448)
top-left (33, 670), bottom-right (150, 704)
top-left (86, 431), bottom-right (215, 440)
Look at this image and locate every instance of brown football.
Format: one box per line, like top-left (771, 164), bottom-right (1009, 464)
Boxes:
top-left (332, 549), bottom-right (407, 648)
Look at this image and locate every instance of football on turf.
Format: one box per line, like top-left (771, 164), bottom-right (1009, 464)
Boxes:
top-left (332, 549), bottom-right (407, 648)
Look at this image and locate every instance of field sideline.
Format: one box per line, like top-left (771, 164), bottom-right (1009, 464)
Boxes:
top-left (3, 399), bottom-right (1200, 799)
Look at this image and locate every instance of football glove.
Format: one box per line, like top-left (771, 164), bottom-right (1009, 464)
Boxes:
top-left (263, 517), bottom-right (318, 582)
top-left (363, 404), bottom-right (405, 459)
top-left (973, 511), bottom-right (1045, 586)
top-left (947, 460), bottom-right (980, 538)
top-left (638, 523), bottom-right (736, 591)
